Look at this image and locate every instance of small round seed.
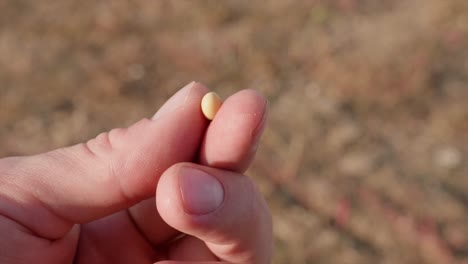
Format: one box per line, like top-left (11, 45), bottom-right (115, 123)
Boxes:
top-left (201, 92), bottom-right (222, 120)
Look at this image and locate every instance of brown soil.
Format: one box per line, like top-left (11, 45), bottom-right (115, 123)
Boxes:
top-left (1, 1), bottom-right (468, 263)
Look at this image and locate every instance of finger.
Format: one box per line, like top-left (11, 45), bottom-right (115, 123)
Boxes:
top-left (155, 260), bottom-right (228, 264)
top-left (199, 89), bottom-right (268, 173)
top-left (0, 82), bottom-right (208, 240)
top-left (167, 235), bottom-right (218, 261)
top-left (0, 216), bottom-right (78, 263)
top-left (75, 212), bottom-right (160, 264)
top-left (128, 198), bottom-right (180, 245)
top-left (157, 163), bottom-right (273, 264)
top-left (128, 89), bottom-right (268, 245)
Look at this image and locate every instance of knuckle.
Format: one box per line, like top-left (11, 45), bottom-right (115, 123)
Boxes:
top-left (84, 127), bottom-right (127, 156)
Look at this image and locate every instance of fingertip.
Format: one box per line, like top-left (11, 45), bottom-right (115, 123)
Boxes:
top-left (157, 163), bottom-right (224, 232)
top-left (229, 89), bottom-right (267, 114)
top-left (199, 89), bottom-right (268, 172)
top-left (156, 163), bottom-right (247, 234)
top-left (152, 81), bottom-right (209, 120)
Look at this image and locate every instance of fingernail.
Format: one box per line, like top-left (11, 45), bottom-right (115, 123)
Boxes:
top-left (152, 81), bottom-right (195, 120)
top-left (178, 167), bottom-right (224, 215)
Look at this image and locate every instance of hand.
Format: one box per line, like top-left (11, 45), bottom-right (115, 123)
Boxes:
top-left (0, 82), bottom-right (272, 264)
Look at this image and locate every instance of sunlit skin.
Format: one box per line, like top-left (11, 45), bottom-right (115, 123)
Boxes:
top-left (0, 82), bottom-right (272, 264)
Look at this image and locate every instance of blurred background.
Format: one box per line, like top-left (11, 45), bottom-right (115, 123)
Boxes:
top-left (1, 1), bottom-right (468, 263)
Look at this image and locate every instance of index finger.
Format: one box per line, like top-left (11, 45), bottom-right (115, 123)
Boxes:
top-left (0, 82), bottom-right (209, 239)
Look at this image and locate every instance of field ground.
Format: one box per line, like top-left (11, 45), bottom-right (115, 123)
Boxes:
top-left (1, 1), bottom-right (468, 263)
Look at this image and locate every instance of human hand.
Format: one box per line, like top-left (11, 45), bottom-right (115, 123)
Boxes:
top-left (0, 82), bottom-right (272, 264)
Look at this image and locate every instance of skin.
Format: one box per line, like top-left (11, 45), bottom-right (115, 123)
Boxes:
top-left (0, 82), bottom-right (272, 264)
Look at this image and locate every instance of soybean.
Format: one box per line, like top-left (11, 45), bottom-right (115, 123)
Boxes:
top-left (201, 92), bottom-right (222, 121)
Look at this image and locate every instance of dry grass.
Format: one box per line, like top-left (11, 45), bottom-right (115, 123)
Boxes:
top-left (1, 1), bottom-right (468, 263)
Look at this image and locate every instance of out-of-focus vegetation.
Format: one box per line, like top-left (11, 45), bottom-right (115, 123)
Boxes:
top-left (1, 1), bottom-right (468, 263)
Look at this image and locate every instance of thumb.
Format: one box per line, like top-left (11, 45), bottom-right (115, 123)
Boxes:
top-left (157, 163), bottom-right (273, 264)
top-left (0, 82), bottom-right (208, 240)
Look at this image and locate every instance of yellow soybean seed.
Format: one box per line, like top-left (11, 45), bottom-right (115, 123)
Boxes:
top-left (201, 92), bottom-right (222, 120)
